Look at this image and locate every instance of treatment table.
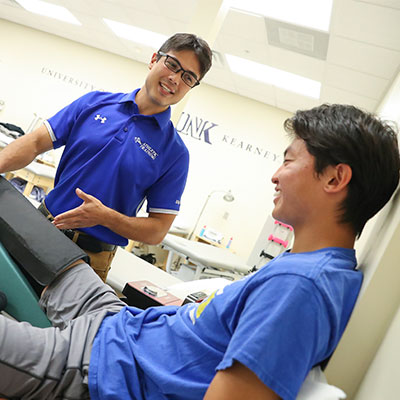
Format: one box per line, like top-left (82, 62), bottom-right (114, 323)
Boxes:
top-left (161, 233), bottom-right (253, 280)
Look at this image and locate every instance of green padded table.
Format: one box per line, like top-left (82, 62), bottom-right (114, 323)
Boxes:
top-left (0, 242), bottom-right (50, 327)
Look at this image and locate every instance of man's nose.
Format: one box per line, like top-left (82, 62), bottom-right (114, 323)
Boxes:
top-left (271, 169), bottom-right (280, 184)
top-left (168, 70), bottom-right (181, 85)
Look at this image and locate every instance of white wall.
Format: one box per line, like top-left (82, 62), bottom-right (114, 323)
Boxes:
top-left (354, 303), bottom-right (400, 400)
top-left (0, 19), bottom-right (291, 259)
top-left (0, 21), bottom-right (147, 129)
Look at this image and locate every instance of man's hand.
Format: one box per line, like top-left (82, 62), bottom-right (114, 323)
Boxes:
top-left (53, 188), bottom-right (105, 229)
top-left (52, 188), bottom-right (176, 245)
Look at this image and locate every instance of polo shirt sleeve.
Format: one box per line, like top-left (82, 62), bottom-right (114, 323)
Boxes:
top-left (218, 274), bottom-right (331, 400)
top-left (45, 91), bottom-right (99, 149)
top-left (145, 147), bottom-right (190, 214)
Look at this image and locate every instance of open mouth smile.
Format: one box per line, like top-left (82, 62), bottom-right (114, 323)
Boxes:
top-left (159, 82), bottom-right (175, 95)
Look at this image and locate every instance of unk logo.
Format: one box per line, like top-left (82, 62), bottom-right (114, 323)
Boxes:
top-left (94, 114), bottom-right (107, 124)
top-left (176, 112), bottom-right (217, 145)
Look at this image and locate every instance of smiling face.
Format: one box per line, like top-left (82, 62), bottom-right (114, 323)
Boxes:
top-left (141, 49), bottom-right (201, 114)
top-left (271, 139), bottom-right (326, 229)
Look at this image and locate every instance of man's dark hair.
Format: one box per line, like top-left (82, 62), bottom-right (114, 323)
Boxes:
top-left (158, 33), bottom-right (212, 80)
top-left (284, 104), bottom-right (400, 238)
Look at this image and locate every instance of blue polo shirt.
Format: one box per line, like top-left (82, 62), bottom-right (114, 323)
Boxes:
top-left (44, 90), bottom-right (189, 245)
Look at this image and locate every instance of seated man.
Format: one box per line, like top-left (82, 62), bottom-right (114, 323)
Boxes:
top-left (0, 104), bottom-right (399, 400)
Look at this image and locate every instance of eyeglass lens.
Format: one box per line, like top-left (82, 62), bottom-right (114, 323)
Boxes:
top-left (162, 54), bottom-right (198, 87)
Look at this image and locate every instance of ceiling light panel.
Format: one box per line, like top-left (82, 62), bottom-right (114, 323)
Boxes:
top-left (14, 0), bottom-right (81, 25)
top-left (226, 54), bottom-right (321, 99)
top-left (103, 18), bottom-right (167, 49)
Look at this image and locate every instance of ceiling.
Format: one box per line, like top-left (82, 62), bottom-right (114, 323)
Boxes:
top-left (1, 0), bottom-right (400, 114)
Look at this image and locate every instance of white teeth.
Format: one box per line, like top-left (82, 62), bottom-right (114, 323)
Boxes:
top-left (160, 83), bottom-right (173, 94)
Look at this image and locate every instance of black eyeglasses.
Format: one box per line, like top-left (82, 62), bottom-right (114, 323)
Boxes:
top-left (157, 51), bottom-right (200, 88)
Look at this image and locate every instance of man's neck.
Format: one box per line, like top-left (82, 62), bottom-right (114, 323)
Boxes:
top-left (290, 223), bottom-right (355, 253)
top-left (135, 87), bottom-right (168, 116)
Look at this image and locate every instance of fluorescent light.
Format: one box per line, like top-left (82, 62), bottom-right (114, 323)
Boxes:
top-left (15, 0), bottom-right (81, 25)
top-left (230, 0), bottom-right (333, 32)
top-left (226, 54), bottom-right (321, 99)
top-left (103, 19), bottom-right (167, 48)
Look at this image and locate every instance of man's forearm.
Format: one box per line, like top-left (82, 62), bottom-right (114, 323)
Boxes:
top-left (0, 136), bottom-right (37, 173)
top-left (102, 209), bottom-right (175, 245)
top-left (0, 125), bottom-right (53, 173)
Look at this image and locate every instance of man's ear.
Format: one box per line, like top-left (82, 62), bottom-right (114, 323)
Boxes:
top-left (149, 53), bottom-right (158, 70)
top-left (325, 163), bottom-right (352, 193)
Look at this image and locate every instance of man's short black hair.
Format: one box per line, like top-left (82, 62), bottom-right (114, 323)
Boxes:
top-left (284, 104), bottom-right (400, 237)
top-left (158, 33), bottom-right (212, 80)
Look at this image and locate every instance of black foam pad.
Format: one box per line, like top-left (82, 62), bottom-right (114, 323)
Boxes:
top-left (0, 291), bottom-right (7, 311)
top-left (0, 176), bottom-right (89, 285)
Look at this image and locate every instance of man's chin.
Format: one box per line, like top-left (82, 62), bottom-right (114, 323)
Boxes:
top-left (272, 210), bottom-right (289, 225)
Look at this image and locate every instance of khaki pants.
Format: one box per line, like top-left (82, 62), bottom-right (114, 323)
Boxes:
top-left (82, 247), bottom-right (117, 282)
top-left (38, 201), bottom-right (117, 282)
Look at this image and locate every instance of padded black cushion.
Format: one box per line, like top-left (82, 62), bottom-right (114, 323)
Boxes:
top-left (0, 176), bottom-right (89, 285)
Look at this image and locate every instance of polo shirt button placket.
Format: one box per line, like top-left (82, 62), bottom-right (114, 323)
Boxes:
top-left (123, 127), bottom-right (128, 132)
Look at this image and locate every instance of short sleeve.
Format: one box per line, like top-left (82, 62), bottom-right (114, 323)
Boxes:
top-left (218, 274), bottom-right (331, 400)
top-left (46, 91), bottom-right (99, 149)
top-left (145, 148), bottom-right (189, 214)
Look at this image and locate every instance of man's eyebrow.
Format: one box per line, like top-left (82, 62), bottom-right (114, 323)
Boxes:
top-left (170, 54), bottom-right (199, 80)
top-left (283, 146), bottom-right (291, 157)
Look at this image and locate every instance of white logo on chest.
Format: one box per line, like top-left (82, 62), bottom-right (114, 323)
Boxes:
top-left (134, 136), bottom-right (158, 160)
top-left (94, 114), bottom-right (107, 124)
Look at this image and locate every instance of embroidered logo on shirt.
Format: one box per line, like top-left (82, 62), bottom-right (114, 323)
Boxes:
top-left (94, 114), bottom-right (107, 124)
top-left (134, 136), bottom-right (158, 160)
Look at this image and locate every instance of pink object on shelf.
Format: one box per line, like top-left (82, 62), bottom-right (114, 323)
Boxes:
top-left (274, 220), bottom-right (294, 231)
top-left (268, 234), bottom-right (289, 248)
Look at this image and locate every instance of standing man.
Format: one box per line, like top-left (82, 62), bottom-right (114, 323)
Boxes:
top-left (0, 33), bottom-right (213, 281)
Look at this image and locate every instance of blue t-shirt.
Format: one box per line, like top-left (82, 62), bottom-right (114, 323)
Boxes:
top-left (88, 247), bottom-right (362, 400)
top-left (44, 90), bottom-right (189, 245)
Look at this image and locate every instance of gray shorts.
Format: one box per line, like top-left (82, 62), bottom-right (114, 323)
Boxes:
top-left (0, 263), bottom-right (125, 399)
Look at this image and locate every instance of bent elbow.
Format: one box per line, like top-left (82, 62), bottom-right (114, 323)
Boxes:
top-left (139, 233), bottom-right (166, 246)
top-left (147, 235), bottom-right (165, 246)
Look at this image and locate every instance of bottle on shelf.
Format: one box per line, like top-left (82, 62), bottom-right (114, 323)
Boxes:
top-left (199, 225), bottom-right (206, 237)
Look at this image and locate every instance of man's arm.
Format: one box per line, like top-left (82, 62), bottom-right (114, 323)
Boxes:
top-left (53, 188), bottom-right (175, 244)
top-left (204, 362), bottom-right (280, 400)
top-left (0, 124), bottom-right (53, 173)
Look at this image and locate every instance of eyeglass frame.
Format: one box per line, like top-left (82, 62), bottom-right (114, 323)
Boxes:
top-left (157, 51), bottom-right (200, 88)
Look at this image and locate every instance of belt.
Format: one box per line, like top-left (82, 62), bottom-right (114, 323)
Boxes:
top-left (38, 202), bottom-right (117, 253)
top-left (62, 229), bottom-right (117, 253)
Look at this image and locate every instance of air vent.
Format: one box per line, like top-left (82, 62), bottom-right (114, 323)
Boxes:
top-left (4, 0), bottom-right (23, 8)
top-left (211, 50), bottom-right (225, 69)
top-left (265, 17), bottom-right (329, 60)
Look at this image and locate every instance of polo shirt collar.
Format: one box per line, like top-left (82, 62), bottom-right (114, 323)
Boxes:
top-left (119, 89), bottom-right (171, 129)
